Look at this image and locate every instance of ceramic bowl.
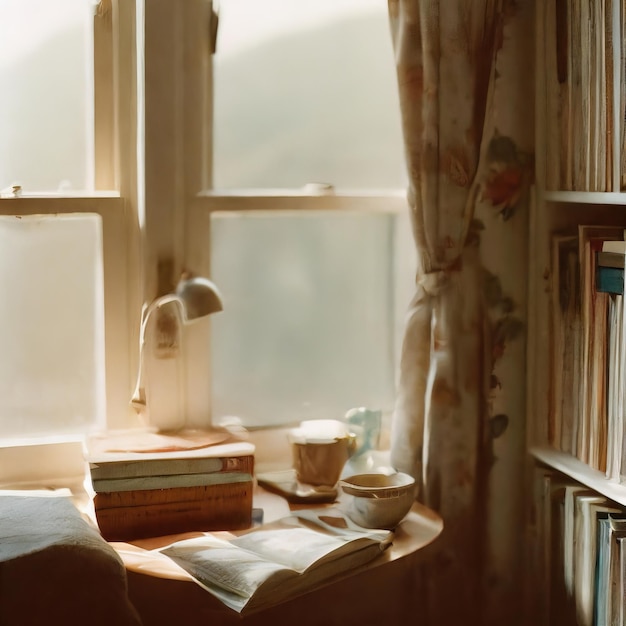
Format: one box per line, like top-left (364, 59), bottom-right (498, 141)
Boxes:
top-left (338, 472), bottom-right (416, 529)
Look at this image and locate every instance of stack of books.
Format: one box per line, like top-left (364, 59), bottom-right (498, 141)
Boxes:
top-left (84, 430), bottom-right (255, 541)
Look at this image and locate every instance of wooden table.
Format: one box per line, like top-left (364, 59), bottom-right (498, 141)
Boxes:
top-left (112, 488), bottom-right (443, 626)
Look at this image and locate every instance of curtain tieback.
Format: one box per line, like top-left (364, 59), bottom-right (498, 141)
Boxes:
top-left (418, 270), bottom-right (448, 296)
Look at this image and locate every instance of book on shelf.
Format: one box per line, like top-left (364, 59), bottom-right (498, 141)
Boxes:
top-left (549, 227), bottom-right (626, 476)
top-left (84, 430), bottom-right (256, 541)
top-left (606, 291), bottom-right (625, 481)
top-left (596, 264), bottom-right (624, 294)
top-left (570, 0), bottom-right (587, 189)
top-left (549, 233), bottom-right (582, 455)
top-left (548, 478), bottom-right (578, 625)
top-left (572, 493), bottom-right (617, 626)
top-left (616, 533), bottom-right (626, 624)
top-left (596, 241), bottom-right (626, 481)
top-left (598, 241), bottom-right (626, 297)
top-left (159, 508), bottom-right (393, 615)
top-left (579, 1), bottom-right (592, 191)
top-left (579, 227), bottom-right (626, 472)
top-left (543, 0), bottom-right (564, 190)
top-left (597, 250), bottom-right (626, 268)
top-left (601, 0), bottom-right (612, 191)
top-left (542, 0), bottom-right (617, 191)
top-left (536, 471), bottom-right (625, 626)
top-left (598, 241), bottom-right (626, 482)
top-left (590, 0), bottom-right (608, 191)
top-left (595, 513), bottom-right (614, 626)
top-left (599, 236), bottom-right (626, 254)
top-left (594, 514), bottom-right (626, 625)
top-left (563, 484), bottom-right (590, 595)
top-left (577, 226), bottom-right (625, 470)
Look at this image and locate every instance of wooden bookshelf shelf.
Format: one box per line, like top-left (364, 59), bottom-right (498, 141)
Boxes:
top-left (530, 447), bottom-right (626, 508)
top-left (543, 191), bottom-right (626, 205)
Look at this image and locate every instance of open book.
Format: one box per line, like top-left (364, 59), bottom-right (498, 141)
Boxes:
top-left (159, 508), bottom-right (393, 614)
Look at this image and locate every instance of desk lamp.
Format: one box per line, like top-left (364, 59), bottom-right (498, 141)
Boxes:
top-left (130, 274), bottom-right (223, 432)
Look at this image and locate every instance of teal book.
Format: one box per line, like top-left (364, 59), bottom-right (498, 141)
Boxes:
top-left (596, 265), bottom-right (624, 295)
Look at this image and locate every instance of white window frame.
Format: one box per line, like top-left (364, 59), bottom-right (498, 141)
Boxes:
top-left (0, 196), bottom-right (132, 432)
top-left (0, 0), bottom-right (409, 484)
top-left (142, 1), bottom-right (411, 437)
top-left (0, 0), bottom-right (142, 485)
top-left (183, 191), bottom-right (411, 432)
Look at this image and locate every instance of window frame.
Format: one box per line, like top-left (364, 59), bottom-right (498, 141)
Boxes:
top-left (0, 0), bottom-right (410, 482)
top-left (0, 0), bottom-right (142, 482)
top-left (143, 1), bottom-right (411, 434)
top-left (0, 195), bottom-right (133, 433)
top-left (183, 191), bottom-right (412, 431)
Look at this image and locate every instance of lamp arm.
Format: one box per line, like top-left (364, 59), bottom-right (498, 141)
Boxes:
top-left (129, 272), bottom-right (222, 419)
top-left (130, 294), bottom-right (185, 411)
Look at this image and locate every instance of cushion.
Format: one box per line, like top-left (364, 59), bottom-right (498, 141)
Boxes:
top-left (0, 495), bottom-right (141, 626)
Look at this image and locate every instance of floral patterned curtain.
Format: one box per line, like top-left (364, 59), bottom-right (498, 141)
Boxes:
top-left (388, 1), bottom-right (534, 624)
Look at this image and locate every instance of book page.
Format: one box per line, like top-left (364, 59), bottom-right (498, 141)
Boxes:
top-left (159, 508), bottom-right (392, 613)
top-left (231, 526), bottom-right (363, 573)
top-left (161, 534), bottom-right (294, 601)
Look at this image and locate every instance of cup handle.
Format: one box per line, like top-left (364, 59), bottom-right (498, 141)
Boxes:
top-left (347, 433), bottom-right (358, 458)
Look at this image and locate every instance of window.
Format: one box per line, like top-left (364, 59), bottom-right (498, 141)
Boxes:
top-left (0, 213), bottom-right (105, 438)
top-left (0, 0), bottom-right (411, 484)
top-left (0, 0), bottom-right (95, 192)
top-left (208, 200), bottom-right (412, 429)
top-left (185, 1), bottom-right (412, 431)
top-left (0, 0), bottom-right (139, 473)
top-left (212, 0), bottom-right (407, 191)
top-left (0, 197), bottom-right (132, 443)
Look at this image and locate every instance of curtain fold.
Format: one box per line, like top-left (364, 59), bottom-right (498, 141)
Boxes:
top-left (388, 2), bottom-right (534, 624)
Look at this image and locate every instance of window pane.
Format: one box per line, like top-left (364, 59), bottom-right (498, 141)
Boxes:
top-left (210, 210), bottom-right (405, 427)
top-left (213, 0), bottom-right (406, 190)
top-left (0, 0), bottom-right (94, 192)
top-left (0, 214), bottom-right (105, 438)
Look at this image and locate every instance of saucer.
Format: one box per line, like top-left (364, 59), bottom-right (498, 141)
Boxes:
top-left (256, 469), bottom-right (338, 504)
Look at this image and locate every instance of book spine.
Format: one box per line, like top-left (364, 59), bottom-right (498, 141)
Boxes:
top-left (597, 250), bottom-right (626, 268)
top-left (95, 483), bottom-right (253, 541)
top-left (93, 481), bottom-right (253, 509)
top-left (596, 265), bottom-right (625, 294)
top-left (91, 468), bottom-right (253, 493)
top-left (89, 454), bottom-right (253, 480)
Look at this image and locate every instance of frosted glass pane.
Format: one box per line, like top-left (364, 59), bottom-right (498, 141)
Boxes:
top-left (0, 214), bottom-right (105, 438)
top-left (213, 0), bottom-right (406, 190)
top-left (211, 211), bottom-right (399, 427)
top-left (0, 0), bottom-right (94, 192)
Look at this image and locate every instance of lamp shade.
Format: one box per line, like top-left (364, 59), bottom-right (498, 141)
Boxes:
top-left (175, 275), bottom-right (223, 321)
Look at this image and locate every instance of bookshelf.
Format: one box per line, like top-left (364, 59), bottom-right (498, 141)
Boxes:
top-left (528, 0), bottom-right (626, 623)
top-left (544, 190), bottom-right (626, 205)
top-left (530, 446), bottom-right (626, 507)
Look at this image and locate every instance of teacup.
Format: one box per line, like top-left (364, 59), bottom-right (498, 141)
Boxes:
top-left (289, 419), bottom-right (356, 487)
